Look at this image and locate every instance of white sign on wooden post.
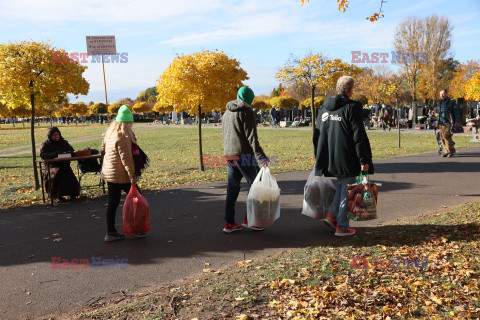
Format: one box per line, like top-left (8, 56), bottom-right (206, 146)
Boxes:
top-left (86, 36), bottom-right (116, 55)
top-left (86, 35), bottom-right (117, 124)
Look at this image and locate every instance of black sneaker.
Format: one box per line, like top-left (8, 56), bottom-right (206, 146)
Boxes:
top-left (105, 232), bottom-right (125, 242)
top-left (446, 153), bottom-right (453, 158)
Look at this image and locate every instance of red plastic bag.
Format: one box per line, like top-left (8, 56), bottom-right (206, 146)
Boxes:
top-left (122, 185), bottom-right (151, 235)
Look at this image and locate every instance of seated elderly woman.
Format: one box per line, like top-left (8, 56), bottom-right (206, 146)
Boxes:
top-left (40, 127), bottom-right (80, 201)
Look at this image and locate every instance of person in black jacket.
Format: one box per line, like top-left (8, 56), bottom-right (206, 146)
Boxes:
top-left (313, 76), bottom-right (374, 237)
top-left (40, 127), bottom-right (80, 202)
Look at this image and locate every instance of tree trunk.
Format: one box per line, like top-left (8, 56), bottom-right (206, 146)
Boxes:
top-left (311, 84), bottom-right (316, 133)
top-left (29, 82), bottom-right (40, 190)
top-left (198, 105), bottom-right (204, 172)
top-left (412, 72), bottom-right (417, 103)
top-left (50, 111), bottom-right (53, 127)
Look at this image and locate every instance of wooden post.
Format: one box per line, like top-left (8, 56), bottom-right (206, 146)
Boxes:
top-left (311, 84), bottom-right (316, 132)
top-left (101, 55), bottom-right (110, 124)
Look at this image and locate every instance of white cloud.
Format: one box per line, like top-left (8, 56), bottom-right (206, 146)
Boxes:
top-left (160, 10), bottom-right (301, 46)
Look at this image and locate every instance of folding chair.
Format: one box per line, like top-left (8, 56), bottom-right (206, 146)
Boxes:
top-left (76, 149), bottom-right (105, 193)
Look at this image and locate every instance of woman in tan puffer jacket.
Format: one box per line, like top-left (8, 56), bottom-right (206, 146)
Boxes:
top-left (101, 105), bottom-right (138, 242)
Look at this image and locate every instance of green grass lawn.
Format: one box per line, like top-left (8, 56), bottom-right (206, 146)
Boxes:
top-left (0, 124), bottom-right (476, 210)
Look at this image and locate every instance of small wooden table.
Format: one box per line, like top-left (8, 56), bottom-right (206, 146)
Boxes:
top-left (36, 154), bottom-right (103, 206)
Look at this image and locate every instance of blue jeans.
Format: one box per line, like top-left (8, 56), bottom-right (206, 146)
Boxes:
top-left (225, 159), bottom-right (260, 224)
top-left (329, 176), bottom-right (356, 231)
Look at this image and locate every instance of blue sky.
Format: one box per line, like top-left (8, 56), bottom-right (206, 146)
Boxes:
top-left (1, 0), bottom-right (479, 103)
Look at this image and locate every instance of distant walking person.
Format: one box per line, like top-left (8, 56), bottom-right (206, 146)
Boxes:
top-left (437, 89), bottom-right (460, 158)
top-left (275, 107), bottom-right (282, 127)
top-left (381, 111), bottom-right (393, 131)
top-left (362, 105), bottom-right (371, 130)
top-left (101, 105), bottom-right (140, 242)
top-left (313, 76), bottom-right (374, 237)
top-left (222, 86), bottom-right (268, 233)
top-left (270, 105), bottom-right (277, 127)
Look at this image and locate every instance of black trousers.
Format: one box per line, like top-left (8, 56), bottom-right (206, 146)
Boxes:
top-left (106, 182), bottom-right (141, 233)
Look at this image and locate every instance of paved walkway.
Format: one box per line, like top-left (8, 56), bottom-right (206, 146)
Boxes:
top-left (0, 147), bottom-right (479, 320)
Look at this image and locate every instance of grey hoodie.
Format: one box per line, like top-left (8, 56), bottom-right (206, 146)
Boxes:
top-left (222, 99), bottom-right (266, 158)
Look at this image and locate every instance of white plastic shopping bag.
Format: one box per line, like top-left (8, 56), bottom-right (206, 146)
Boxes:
top-left (246, 167), bottom-right (281, 228)
top-left (302, 169), bottom-right (336, 219)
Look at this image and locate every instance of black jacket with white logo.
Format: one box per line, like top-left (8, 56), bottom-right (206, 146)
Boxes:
top-left (313, 94), bottom-right (374, 178)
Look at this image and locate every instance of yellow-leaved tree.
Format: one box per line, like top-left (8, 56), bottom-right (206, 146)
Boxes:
top-left (268, 96), bottom-right (299, 110)
top-left (0, 100), bottom-right (12, 124)
top-left (74, 102), bottom-right (89, 116)
top-left (156, 50), bottom-right (248, 171)
top-left (10, 103), bottom-right (30, 127)
top-left (132, 101), bottom-right (153, 114)
top-left (252, 95), bottom-right (271, 110)
top-left (465, 73), bottom-right (480, 101)
top-left (0, 41), bottom-right (89, 189)
top-left (108, 102), bottom-right (123, 115)
top-left (252, 101), bottom-right (271, 111)
top-left (300, 97), bottom-right (325, 109)
top-left (39, 96), bottom-right (67, 125)
top-left (89, 103), bottom-right (108, 115)
top-left (65, 102), bottom-right (88, 117)
top-left (450, 60), bottom-right (480, 99)
top-left (276, 53), bottom-right (361, 131)
top-left (153, 101), bottom-right (174, 114)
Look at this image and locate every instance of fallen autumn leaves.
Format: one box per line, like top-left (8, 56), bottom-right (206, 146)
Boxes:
top-left (268, 235), bottom-right (480, 319)
top-left (70, 201), bottom-right (480, 320)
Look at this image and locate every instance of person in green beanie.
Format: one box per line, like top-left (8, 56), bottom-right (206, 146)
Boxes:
top-left (101, 105), bottom-right (144, 242)
top-left (221, 86), bottom-right (269, 233)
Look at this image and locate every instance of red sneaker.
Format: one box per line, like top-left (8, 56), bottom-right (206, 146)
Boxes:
top-left (242, 218), bottom-right (265, 231)
top-left (334, 226), bottom-right (356, 237)
top-left (223, 222), bottom-right (243, 233)
top-left (323, 214), bottom-right (337, 230)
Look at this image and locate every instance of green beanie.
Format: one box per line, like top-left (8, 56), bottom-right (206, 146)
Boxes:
top-left (237, 86), bottom-right (255, 105)
top-left (116, 105), bottom-right (133, 122)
